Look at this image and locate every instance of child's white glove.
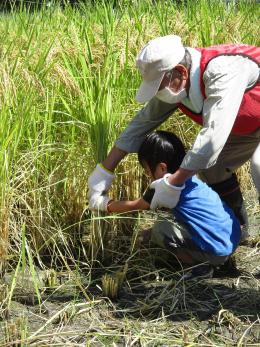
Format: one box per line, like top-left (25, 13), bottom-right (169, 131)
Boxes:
top-left (89, 194), bottom-right (111, 212)
top-left (150, 173), bottom-right (185, 210)
top-left (88, 164), bottom-right (115, 198)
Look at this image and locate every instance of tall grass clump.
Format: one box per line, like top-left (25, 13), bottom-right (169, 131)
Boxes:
top-left (0, 0), bottom-right (258, 277)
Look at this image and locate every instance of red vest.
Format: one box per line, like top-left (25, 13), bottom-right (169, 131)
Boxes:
top-left (178, 44), bottom-right (260, 135)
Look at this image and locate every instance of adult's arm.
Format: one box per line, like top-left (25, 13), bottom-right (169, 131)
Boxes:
top-left (102, 146), bottom-right (128, 172)
top-left (102, 97), bottom-right (177, 171)
top-left (89, 98), bottom-right (177, 197)
top-left (115, 97), bottom-right (178, 154)
top-left (168, 55), bottom-right (259, 186)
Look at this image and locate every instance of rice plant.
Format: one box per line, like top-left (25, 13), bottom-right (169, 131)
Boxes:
top-left (0, 1), bottom-right (259, 344)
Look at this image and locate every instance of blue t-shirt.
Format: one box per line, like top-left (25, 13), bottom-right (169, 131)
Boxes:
top-left (173, 176), bottom-right (241, 256)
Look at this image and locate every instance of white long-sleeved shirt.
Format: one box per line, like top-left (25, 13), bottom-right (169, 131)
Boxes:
top-left (115, 48), bottom-right (260, 171)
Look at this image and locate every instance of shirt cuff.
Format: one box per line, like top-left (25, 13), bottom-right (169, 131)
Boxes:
top-left (143, 188), bottom-right (155, 204)
top-left (180, 150), bottom-right (216, 171)
top-left (115, 137), bottom-right (144, 153)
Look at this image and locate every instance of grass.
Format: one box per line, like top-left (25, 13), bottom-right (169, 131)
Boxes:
top-left (0, 0), bottom-right (259, 345)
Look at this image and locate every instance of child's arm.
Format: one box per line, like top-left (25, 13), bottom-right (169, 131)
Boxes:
top-left (107, 198), bottom-right (150, 213)
top-left (89, 189), bottom-right (154, 213)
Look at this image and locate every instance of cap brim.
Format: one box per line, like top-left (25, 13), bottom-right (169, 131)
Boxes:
top-left (136, 72), bottom-right (165, 103)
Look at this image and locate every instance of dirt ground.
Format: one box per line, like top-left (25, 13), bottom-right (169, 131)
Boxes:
top-left (1, 216), bottom-right (260, 346)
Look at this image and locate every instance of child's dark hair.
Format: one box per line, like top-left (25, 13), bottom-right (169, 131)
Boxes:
top-left (138, 130), bottom-right (186, 174)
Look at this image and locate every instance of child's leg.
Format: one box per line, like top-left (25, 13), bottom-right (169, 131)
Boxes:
top-left (151, 214), bottom-right (229, 266)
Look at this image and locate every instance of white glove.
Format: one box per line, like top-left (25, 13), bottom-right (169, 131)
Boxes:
top-left (150, 174), bottom-right (185, 210)
top-left (89, 194), bottom-right (111, 212)
top-left (88, 164), bottom-right (115, 198)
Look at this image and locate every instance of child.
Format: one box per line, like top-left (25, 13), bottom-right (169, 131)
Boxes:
top-left (89, 131), bottom-right (241, 279)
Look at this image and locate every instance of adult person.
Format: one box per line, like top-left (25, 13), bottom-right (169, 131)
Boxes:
top-left (88, 35), bottom-right (260, 236)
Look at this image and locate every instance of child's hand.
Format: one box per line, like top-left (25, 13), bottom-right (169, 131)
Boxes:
top-left (89, 194), bottom-right (112, 212)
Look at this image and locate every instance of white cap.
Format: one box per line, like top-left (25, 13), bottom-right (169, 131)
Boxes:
top-left (135, 35), bottom-right (185, 103)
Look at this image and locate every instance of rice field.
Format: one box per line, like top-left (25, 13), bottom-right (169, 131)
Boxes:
top-left (0, 0), bottom-right (260, 345)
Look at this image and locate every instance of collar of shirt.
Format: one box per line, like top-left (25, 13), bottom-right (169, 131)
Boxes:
top-left (181, 47), bottom-right (204, 114)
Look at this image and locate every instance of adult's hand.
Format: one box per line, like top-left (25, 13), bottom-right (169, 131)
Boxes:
top-left (150, 173), bottom-right (185, 210)
top-left (88, 146), bottom-right (127, 198)
top-left (88, 164), bottom-right (115, 198)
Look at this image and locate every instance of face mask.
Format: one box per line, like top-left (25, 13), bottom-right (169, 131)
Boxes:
top-left (156, 86), bottom-right (187, 104)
